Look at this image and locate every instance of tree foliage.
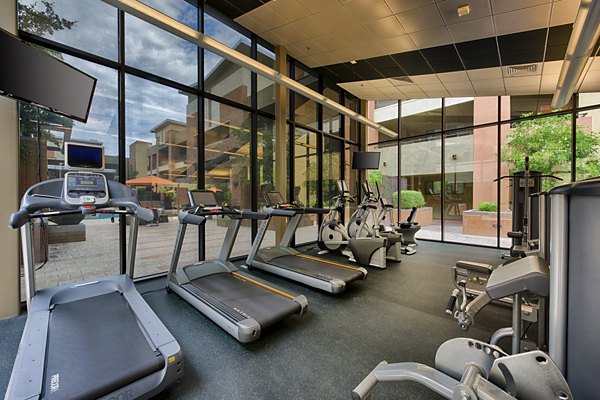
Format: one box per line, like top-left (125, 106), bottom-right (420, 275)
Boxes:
top-left (501, 113), bottom-right (600, 189)
top-left (18, 1), bottom-right (76, 36)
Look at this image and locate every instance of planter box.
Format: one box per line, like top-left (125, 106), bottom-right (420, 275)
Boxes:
top-left (463, 210), bottom-right (512, 237)
top-left (400, 207), bottom-right (433, 227)
top-left (48, 224), bottom-right (86, 244)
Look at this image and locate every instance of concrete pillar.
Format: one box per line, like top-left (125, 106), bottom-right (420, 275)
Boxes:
top-left (0, 0), bottom-right (21, 319)
top-left (274, 45), bottom-right (287, 243)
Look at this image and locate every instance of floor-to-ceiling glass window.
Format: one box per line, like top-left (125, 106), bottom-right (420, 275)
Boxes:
top-left (257, 115), bottom-right (278, 248)
top-left (323, 136), bottom-right (343, 207)
top-left (294, 127), bottom-right (319, 244)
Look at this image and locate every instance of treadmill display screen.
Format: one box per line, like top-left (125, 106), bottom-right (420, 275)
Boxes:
top-left (189, 191), bottom-right (218, 207)
top-left (265, 192), bottom-right (285, 206)
top-left (65, 142), bottom-right (104, 169)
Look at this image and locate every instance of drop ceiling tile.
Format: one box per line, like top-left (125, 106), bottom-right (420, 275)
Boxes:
top-left (354, 42), bottom-right (389, 59)
top-left (259, 30), bottom-right (289, 46)
top-left (364, 16), bottom-right (406, 39)
top-left (419, 83), bottom-right (448, 91)
top-left (471, 78), bottom-right (505, 89)
top-left (236, 15), bottom-right (270, 35)
top-left (297, 55), bottom-right (318, 67)
top-left (410, 74), bottom-right (441, 84)
top-left (467, 67), bottom-right (503, 81)
top-left (392, 51), bottom-right (433, 75)
top-left (491, 0), bottom-right (551, 14)
top-left (311, 52), bottom-right (341, 66)
top-left (455, 37), bottom-right (500, 69)
top-left (421, 45), bottom-right (464, 73)
top-left (338, 25), bottom-right (375, 45)
top-left (245, 5), bottom-right (289, 30)
top-left (315, 5), bottom-right (357, 29)
top-left (589, 57), bottom-right (600, 71)
top-left (271, 0), bottom-right (311, 23)
top-left (396, 4), bottom-right (445, 33)
top-left (475, 88), bottom-right (506, 96)
top-left (379, 35), bottom-right (418, 54)
top-left (541, 73), bottom-right (559, 86)
top-left (289, 16), bottom-right (334, 38)
top-left (313, 32), bottom-right (349, 52)
top-left (424, 89), bottom-right (451, 97)
top-left (579, 82), bottom-right (600, 92)
top-left (551, 0), bottom-right (580, 26)
top-left (344, 0), bottom-right (393, 22)
top-left (292, 38), bottom-right (327, 56)
top-left (370, 78), bottom-right (394, 88)
top-left (449, 90), bottom-right (476, 97)
top-left (542, 61), bottom-right (564, 75)
top-left (386, 0), bottom-right (434, 14)
top-left (299, 0), bottom-right (339, 13)
top-left (443, 81), bottom-right (474, 91)
top-left (498, 29), bottom-right (546, 65)
top-left (273, 22), bottom-right (313, 43)
top-left (447, 16), bottom-right (495, 43)
top-left (436, 0), bottom-right (492, 25)
top-left (410, 26), bottom-right (453, 48)
top-left (545, 24), bottom-right (572, 61)
top-left (504, 75), bottom-right (542, 88)
top-left (505, 86), bottom-right (541, 95)
top-left (494, 4), bottom-right (552, 36)
top-left (332, 47), bottom-right (361, 63)
top-left (437, 70), bottom-right (470, 82)
top-left (352, 59), bottom-right (385, 80)
top-left (581, 69), bottom-right (600, 83)
top-left (364, 55), bottom-right (398, 69)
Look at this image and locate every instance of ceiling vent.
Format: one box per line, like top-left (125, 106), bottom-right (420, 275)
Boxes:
top-left (389, 76), bottom-right (414, 86)
top-left (505, 64), bottom-right (538, 77)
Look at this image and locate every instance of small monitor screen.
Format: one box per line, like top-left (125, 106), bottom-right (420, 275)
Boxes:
top-left (189, 191), bottom-right (218, 207)
top-left (352, 152), bottom-right (380, 170)
top-left (337, 180), bottom-right (349, 194)
top-left (65, 143), bottom-right (103, 169)
top-left (265, 192), bottom-right (284, 206)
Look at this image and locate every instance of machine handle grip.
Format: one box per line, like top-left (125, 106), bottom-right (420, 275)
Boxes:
top-left (270, 209), bottom-right (297, 217)
top-left (135, 207), bottom-right (156, 223)
top-left (179, 210), bottom-right (206, 225)
top-left (8, 208), bottom-right (30, 229)
top-left (445, 289), bottom-right (459, 315)
top-left (240, 210), bottom-right (268, 220)
top-left (303, 207), bottom-right (328, 214)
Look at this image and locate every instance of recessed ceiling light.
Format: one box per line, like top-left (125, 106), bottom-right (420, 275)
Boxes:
top-left (350, 60), bottom-right (357, 64)
top-left (457, 4), bottom-right (471, 17)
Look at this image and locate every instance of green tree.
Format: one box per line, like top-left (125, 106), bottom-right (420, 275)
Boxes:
top-left (501, 113), bottom-right (600, 190)
top-left (18, 1), bottom-right (76, 36)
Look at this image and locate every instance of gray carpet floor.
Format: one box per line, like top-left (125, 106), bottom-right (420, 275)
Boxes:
top-left (0, 241), bottom-right (511, 399)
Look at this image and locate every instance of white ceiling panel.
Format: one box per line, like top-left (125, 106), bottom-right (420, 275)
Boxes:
top-left (494, 3), bottom-right (552, 36)
top-left (315, 5), bottom-right (357, 29)
top-left (550, 0), bottom-right (580, 26)
top-left (313, 32), bottom-right (349, 52)
top-left (419, 82), bottom-right (449, 91)
top-left (242, 6), bottom-right (289, 31)
top-left (436, 0), bottom-right (492, 25)
top-left (311, 52), bottom-right (340, 66)
top-left (437, 70), bottom-right (470, 82)
top-left (364, 16), bottom-right (406, 39)
top-left (396, 4), bottom-right (445, 33)
top-left (291, 38), bottom-right (327, 56)
top-left (447, 16), bottom-right (495, 43)
top-left (259, 30), bottom-right (288, 46)
top-left (491, 0), bottom-right (551, 14)
top-left (235, 15), bottom-right (270, 35)
top-left (579, 82), bottom-right (600, 92)
top-left (270, 0), bottom-right (311, 23)
top-left (443, 81), bottom-right (475, 91)
top-left (542, 61), bottom-right (564, 75)
top-left (299, 0), bottom-right (339, 14)
top-left (471, 79), bottom-right (505, 89)
top-left (505, 86), bottom-right (541, 95)
top-left (475, 87), bottom-right (506, 96)
top-left (410, 74), bottom-right (441, 84)
top-left (424, 89), bottom-right (451, 97)
top-left (344, 0), bottom-right (394, 22)
top-left (370, 79), bottom-right (394, 88)
top-left (467, 67), bottom-right (503, 81)
top-left (504, 75), bottom-right (542, 88)
top-left (449, 88), bottom-right (477, 96)
top-left (272, 23), bottom-right (311, 44)
top-left (589, 57), bottom-right (600, 71)
top-left (385, 0), bottom-right (435, 15)
top-left (289, 16), bottom-right (333, 38)
top-left (410, 26), bottom-right (453, 48)
top-left (338, 25), bottom-right (375, 45)
top-left (378, 34), bottom-right (417, 53)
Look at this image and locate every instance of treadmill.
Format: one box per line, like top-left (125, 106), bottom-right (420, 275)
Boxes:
top-left (166, 190), bottom-right (307, 343)
top-left (246, 192), bottom-right (367, 294)
top-left (5, 142), bottom-right (182, 400)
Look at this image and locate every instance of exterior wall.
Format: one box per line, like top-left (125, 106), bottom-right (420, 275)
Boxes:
top-left (0, 0), bottom-right (21, 318)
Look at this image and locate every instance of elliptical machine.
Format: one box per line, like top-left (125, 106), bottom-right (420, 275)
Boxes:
top-left (318, 180), bottom-right (387, 269)
top-left (374, 183), bottom-right (419, 256)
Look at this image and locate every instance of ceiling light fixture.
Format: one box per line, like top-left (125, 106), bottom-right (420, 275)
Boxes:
top-left (552, 0), bottom-right (600, 108)
top-left (350, 60), bottom-right (357, 64)
top-left (457, 4), bottom-right (471, 17)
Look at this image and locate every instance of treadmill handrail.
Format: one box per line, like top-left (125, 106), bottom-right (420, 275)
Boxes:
top-left (179, 210), bottom-right (206, 226)
top-left (303, 207), bottom-right (329, 214)
top-left (8, 178), bottom-right (153, 229)
top-left (265, 207), bottom-right (298, 217)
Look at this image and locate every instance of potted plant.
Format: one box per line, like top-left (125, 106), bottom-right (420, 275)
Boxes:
top-left (463, 201), bottom-right (512, 237)
top-left (393, 190), bottom-right (433, 226)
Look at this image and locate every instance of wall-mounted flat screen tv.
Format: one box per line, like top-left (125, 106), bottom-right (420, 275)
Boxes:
top-left (0, 28), bottom-right (96, 123)
top-left (352, 152), bottom-right (381, 170)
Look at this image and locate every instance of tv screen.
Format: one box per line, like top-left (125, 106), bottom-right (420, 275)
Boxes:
top-left (264, 192), bottom-right (284, 206)
top-left (352, 152), bottom-right (380, 169)
top-left (65, 142), bottom-right (104, 170)
top-left (0, 28), bottom-right (96, 122)
top-left (189, 191), bottom-right (218, 207)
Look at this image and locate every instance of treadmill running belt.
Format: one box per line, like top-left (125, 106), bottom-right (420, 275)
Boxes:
top-left (190, 273), bottom-right (301, 328)
top-left (45, 292), bottom-right (164, 400)
top-left (272, 255), bottom-right (365, 283)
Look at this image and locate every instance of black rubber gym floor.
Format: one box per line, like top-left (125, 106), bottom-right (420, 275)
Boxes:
top-left (0, 241), bottom-right (511, 399)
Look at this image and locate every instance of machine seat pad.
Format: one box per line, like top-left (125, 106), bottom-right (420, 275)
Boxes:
top-left (456, 260), bottom-right (494, 274)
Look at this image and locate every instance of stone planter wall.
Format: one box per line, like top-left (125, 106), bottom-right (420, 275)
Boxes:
top-left (463, 210), bottom-right (512, 237)
top-left (399, 207), bottom-right (433, 226)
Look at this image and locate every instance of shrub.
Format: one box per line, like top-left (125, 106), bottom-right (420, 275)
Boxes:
top-left (477, 201), bottom-right (497, 212)
top-left (394, 190), bottom-right (426, 209)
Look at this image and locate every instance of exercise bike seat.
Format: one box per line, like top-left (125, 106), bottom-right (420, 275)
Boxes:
top-left (455, 260), bottom-right (494, 274)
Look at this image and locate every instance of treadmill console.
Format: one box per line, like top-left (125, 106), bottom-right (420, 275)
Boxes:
top-left (63, 171), bottom-right (109, 205)
top-left (337, 180), bottom-right (349, 195)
